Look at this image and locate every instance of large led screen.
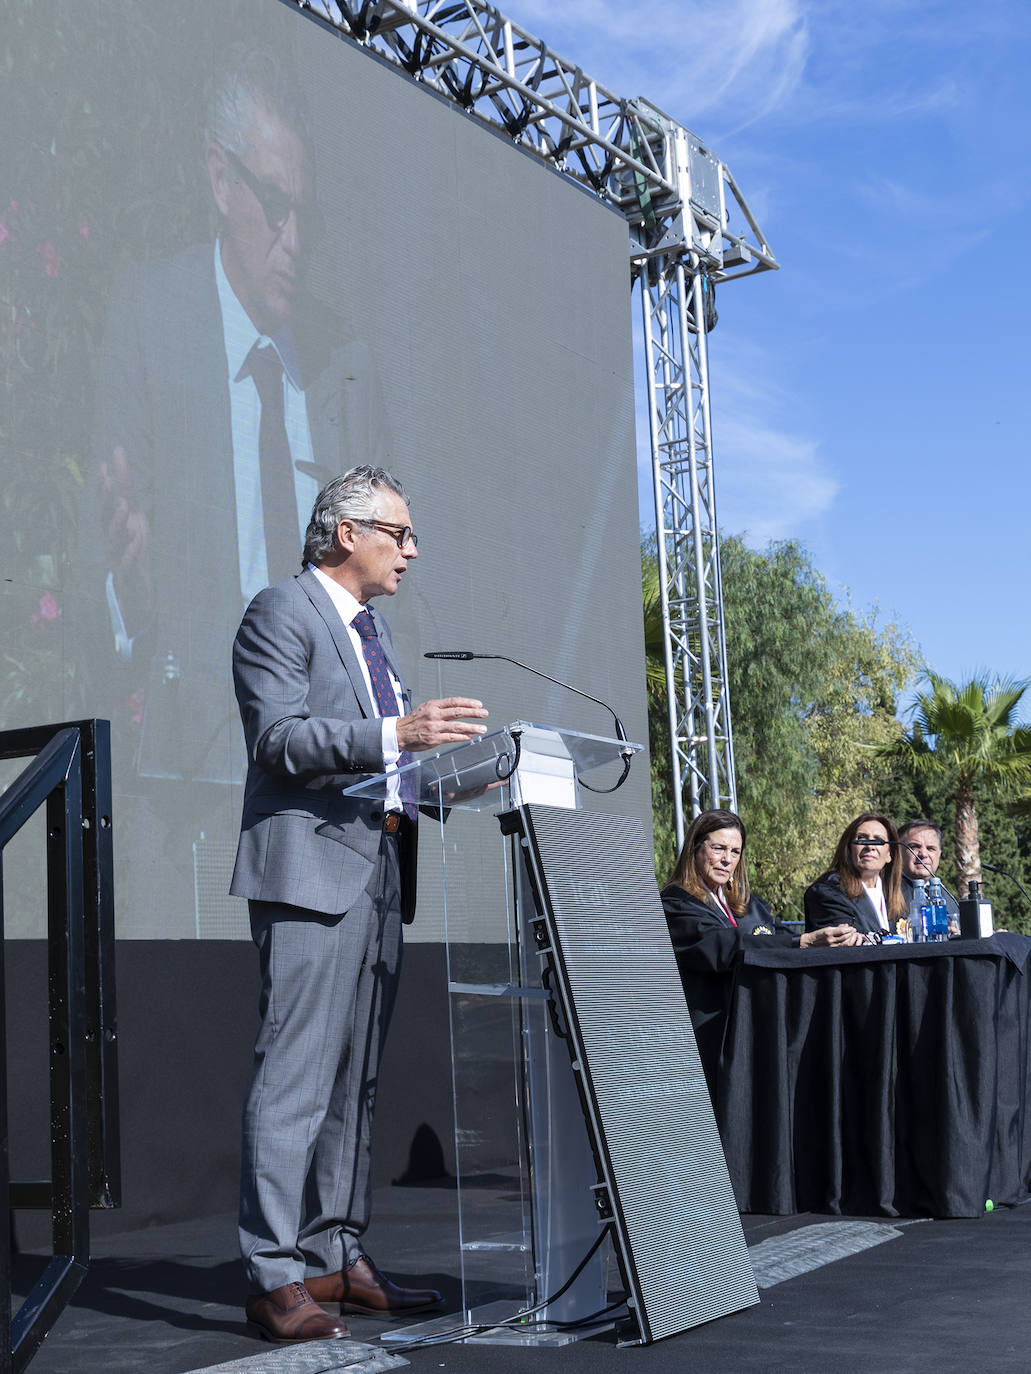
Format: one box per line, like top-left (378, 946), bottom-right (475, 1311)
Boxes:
top-left (1, 0), bottom-right (647, 938)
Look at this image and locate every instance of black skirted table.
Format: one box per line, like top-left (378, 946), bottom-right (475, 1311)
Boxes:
top-left (680, 934), bottom-right (1031, 1218)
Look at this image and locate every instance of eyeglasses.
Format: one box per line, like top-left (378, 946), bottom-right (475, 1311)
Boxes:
top-left (358, 519), bottom-right (418, 550)
top-left (222, 147), bottom-right (323, 242)
top-left (851, 835), bottom-right (889, 847)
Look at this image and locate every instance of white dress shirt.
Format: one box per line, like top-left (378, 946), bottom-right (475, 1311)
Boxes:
top-left (865, 876), bottom-right (889, 932)
top-left (309, 565), bottom-right (403, 809)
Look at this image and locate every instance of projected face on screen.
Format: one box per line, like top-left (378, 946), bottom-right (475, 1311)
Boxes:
top-left (207, 102), bottom-right (318, 335)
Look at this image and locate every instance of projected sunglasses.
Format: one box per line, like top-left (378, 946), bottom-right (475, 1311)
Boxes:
top-left (222, 147), bottom-right (324, 243)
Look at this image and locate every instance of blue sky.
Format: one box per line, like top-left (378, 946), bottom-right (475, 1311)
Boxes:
top-left (511, 0), bottom-right (1030, 703)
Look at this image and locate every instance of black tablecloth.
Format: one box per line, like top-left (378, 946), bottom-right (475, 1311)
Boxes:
top-left (681, 934), bottom-right (1031, 1218)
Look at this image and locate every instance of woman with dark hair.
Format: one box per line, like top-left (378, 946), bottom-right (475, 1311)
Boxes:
top-left (804, 812), bottom-right (906, 939)
top-left (661, 809), bottom-right (861, 975)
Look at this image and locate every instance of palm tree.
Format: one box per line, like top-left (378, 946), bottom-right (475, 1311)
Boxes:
top-left (884, 673), bottom-right (1031, 893)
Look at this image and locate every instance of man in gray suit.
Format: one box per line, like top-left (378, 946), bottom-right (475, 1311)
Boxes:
top-left (231, 466), bottom-right (488, 1343)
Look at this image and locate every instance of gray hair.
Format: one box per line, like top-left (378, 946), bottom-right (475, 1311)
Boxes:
top-left (204, 44), bottom-right (312, 159)
top-left (302, 466), bottom-right (408, 565)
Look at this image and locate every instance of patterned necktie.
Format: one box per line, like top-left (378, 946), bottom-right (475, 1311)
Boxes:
top-left (246, 342), bottom-right (298, 586)
top-left (351, 608), bottom-right (417, 822)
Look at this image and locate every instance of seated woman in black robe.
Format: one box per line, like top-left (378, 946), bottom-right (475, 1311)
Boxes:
top-left (661, 809), bottom-right (862, 1095)
top-left (661, 808), bottom-right (861, 975)
top-left (804, 811), bottom-right (907, 939)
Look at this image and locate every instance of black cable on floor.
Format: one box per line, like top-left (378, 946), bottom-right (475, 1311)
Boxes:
top-left (392, 1223), bottom-right (624, 1350)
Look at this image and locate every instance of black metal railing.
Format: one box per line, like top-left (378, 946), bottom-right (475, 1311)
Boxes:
top-left (0, 720), bottom-right (119, 1374)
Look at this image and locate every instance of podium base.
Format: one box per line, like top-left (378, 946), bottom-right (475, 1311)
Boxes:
top-left (380, 1297), bottom-right (619, 1348)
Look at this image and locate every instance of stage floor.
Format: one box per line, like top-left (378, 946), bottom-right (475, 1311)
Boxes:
top-left (13, 1181), bottom-right (1031, 1373)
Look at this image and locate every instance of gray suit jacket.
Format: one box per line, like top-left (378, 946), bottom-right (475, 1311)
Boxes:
top-left (230, 569), bottom-right (418, 922)
top-left (83, 243), bottom-right (386, 784)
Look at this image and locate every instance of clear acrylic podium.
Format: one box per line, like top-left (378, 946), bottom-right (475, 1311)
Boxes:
top-left (343, 721), bottom-right (641, 1346)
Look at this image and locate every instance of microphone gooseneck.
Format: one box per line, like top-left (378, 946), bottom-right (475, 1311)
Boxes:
top-left (981, 862), bottom-right (1031, 910)
top-left (424, 649), bottom-right (630, 745)
top-left (424, 648), bottom-right (633, 791)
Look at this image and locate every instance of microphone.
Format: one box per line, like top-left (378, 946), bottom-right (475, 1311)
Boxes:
top-left (891, 840), bottom-right (959, 904)
top-left (424, 649), bottom-right (629, 745)
top-left (424, 649), bottom-right (635, 794)
top-left (981, 862), bottom-right (1031, 910)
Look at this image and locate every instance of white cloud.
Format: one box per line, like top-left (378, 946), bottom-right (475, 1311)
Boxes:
top-left (700, 343), bottom-right (837, 542)
top-left (636, 410), bottom-right (836, 545)
top-left (712, 414), bottom-right (838, 542)
top-left (504, 0), bottom-right (1017, 156)
top-left (635, 342), bottom-right (838, 545)
top-left (505, 0), bottom-right (811, 132)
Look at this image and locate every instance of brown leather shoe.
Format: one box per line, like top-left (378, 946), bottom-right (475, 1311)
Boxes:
top-left (306, 1255), bottom-right (442, 1315)
top-left (245, 1281), bottom-right (350, 1342)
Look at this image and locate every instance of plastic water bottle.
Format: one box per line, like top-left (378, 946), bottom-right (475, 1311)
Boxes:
top-left (927, 877), bottom-right (949, 942)
top-left (907, 879), bottom-right (928, 942)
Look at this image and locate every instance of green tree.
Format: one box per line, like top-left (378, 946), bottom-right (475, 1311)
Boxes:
top-left (878, 674), bottom-right (1031, 898)
top-left (644, 534), bottom-right (918, 915)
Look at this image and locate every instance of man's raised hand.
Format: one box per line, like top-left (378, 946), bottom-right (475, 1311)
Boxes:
top-left (396, 698), bottom-right (488, 751)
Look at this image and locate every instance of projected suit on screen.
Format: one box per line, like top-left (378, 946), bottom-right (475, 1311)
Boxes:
top-left (87, 46), bottom-right (387, 789)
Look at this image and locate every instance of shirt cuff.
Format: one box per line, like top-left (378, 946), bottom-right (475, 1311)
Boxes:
top-left (381, 715), bottom-right (400, 767)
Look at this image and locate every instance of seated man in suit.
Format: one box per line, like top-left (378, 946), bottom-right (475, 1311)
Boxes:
top-left (232, 466), bottom-right (488, 1343)
top-left (897, 818), bottom-right (960, 917)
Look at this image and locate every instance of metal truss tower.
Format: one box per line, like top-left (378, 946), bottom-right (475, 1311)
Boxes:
top-left (294, 0), bottom-right (778, 843)
top-left (640, 255), bottom-right (737, 840)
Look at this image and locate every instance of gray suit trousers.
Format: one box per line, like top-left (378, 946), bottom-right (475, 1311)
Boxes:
top-left (239, 830), bottom-right (402, 1291)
